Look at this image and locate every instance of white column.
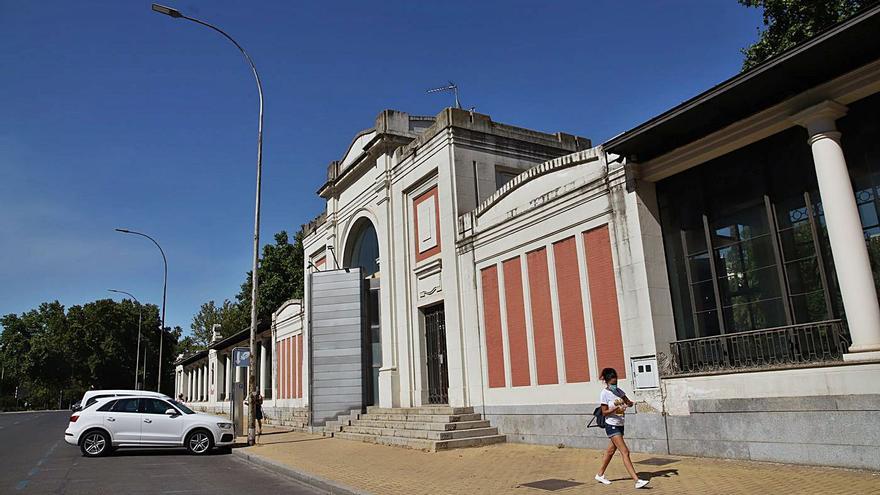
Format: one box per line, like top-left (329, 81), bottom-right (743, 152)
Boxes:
top-left (203, 365), bottom-right (208, 400)
top-left (226, 355), bottom-right (232, 398)
top-left (199, 366), bottom-right (205, 401)
top-left (259, 340), bottom-right (267, 396)
top-left (794, 101), bottom-right (880, 360)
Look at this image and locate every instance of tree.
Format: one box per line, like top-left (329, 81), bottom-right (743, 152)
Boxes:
top-left (189, 299), bottom-right (248, 348)
top-left (235, 229), bottom-right (305, 325)
top-left (739, 0), bottom-right (878, 70)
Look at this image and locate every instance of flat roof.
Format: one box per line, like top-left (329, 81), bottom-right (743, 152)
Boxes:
top-left (603, 4), bottom-right (880, 162)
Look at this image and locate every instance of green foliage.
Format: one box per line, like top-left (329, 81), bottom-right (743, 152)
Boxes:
top-left (0, 299), bottom-right (184, 410)
top-left (190, 299), bottom-right (248, 347)
top-left (739, 0), bottom-right (877, 70)
top-left (236, 230), bottom-right (305, 323)
top-left (185, 229), bottom-right (304, 357)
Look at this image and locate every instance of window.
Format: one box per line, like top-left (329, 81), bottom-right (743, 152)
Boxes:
top-left (111, 398), bottom-right (140, 413)
top-left (86, 394), bottom-right (114, 408)
top-left (143, 399), bottom-right (174, 415)
top-left (97, 400), bottom-right (117, 412)
top-left (659, 127), bottom-right (840, 340)
top-left (168, 399), bottom-right (195, 415)
top-left (495, 168), bottom-right (518, 190)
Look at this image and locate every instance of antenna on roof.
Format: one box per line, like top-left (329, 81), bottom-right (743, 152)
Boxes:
top-left (426, 81), bottom-right (462, 109)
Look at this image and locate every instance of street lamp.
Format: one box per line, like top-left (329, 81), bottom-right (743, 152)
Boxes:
top-left (151, 3), bottom-right (264, 447)
top-left (108, 289), bottom-right (143, 390)
top-left (115, 228), bottom-right (168, 393)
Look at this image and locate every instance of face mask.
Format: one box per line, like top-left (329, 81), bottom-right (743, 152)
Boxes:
top-left (609, 384), bottom-right (618, 392)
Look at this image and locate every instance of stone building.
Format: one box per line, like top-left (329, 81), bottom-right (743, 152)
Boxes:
top-left (177, 5), bottom-right (880, 469)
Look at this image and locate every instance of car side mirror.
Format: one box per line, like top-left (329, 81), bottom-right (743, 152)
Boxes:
top-left (165, 408), bottom-right (178, 416)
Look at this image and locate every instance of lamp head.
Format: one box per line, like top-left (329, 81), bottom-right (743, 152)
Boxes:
top-left (152, 4), bottom-right (183, 18)
top-left (115, 228), bottom-right (131, 233)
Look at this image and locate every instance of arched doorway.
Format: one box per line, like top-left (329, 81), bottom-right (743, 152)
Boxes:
top-left (343, 218), bottom-right (381, 407)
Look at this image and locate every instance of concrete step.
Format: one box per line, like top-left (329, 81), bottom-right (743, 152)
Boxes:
top-left (435, 434), bottom-right (506, 451)
top-left (334, 431), bottom-right (506, 452)
top-left (365, 406), bottom-right (474, 415)
top-left (334, 431), bottom-right (435, 451)
top-left (352, 419), bottom-right (491, 431)
top-left (360, 412), bottom-right (483, 423)
top-left (342, 424), bottom-right (499, 441)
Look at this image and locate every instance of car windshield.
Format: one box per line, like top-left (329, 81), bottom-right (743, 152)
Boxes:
top-left (168, 399), bottom-right (195, 414)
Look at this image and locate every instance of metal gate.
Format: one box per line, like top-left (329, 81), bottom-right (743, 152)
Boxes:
top-left (424, 304), bottom-right (449, 405)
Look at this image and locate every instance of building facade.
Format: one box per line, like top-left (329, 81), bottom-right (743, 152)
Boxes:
top-left (176, 6), bottom-right (880, 470)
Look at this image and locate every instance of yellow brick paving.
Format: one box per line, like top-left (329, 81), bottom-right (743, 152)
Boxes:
top-left (243, 430), bottom-right (880, 495)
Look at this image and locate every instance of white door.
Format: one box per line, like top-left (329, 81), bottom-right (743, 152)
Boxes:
top-left (104, 398), bottom-right (142, 444)
top-left (140, 398), bottom-right (184, 445)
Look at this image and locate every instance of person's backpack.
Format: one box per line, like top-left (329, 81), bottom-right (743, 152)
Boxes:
top-left (587, 406), bottom-right (606, 429)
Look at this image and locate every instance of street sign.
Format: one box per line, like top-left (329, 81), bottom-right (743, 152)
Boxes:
top-left (232, 347), bottom-right (250, 367)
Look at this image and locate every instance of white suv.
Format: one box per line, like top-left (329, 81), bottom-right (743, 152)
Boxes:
top-left (65, 396), bottom-right (234, 457)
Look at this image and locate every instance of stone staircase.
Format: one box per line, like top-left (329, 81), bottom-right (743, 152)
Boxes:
top-left (323, 406), bottom-right (505, 452)
top-left (264, 406), bottom-right (311, 431)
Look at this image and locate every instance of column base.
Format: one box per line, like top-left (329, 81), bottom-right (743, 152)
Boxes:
top-left (842, 350), bottom-right (880, 363)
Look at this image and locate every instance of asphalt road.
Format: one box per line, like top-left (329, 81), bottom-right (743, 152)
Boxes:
top-left (0, 410), bottom-right (323, 494)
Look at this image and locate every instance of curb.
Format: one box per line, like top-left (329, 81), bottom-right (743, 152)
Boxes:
top-left (0, 409), bottom-right (66, 415)
top-left (232, 448), bottom-right (372, 495)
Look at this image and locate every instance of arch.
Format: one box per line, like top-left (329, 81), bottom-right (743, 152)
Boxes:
top-left (343, 216), bottom-right (380, 278)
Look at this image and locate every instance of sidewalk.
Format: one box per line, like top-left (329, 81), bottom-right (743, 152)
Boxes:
top-left (235, 429), bottom-right (880, 495)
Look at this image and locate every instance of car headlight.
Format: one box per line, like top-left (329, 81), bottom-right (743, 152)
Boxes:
top-left (217, 422), bottom-right (233, 429)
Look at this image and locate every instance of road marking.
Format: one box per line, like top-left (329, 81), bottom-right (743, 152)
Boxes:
top-left (16, 440), bottom-right (60, 491)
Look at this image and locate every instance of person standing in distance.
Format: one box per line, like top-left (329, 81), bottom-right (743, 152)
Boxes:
top-left (595, 367), bottom-right (649, 489)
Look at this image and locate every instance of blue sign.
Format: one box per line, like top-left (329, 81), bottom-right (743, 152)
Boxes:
top-left (232, 347), bottom-right (250, 367)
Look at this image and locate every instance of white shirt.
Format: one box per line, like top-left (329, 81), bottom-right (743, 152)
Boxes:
top-left (600, 387), bottom-right (627, 426)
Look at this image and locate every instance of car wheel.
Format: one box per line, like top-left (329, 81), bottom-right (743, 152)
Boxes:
top-left (185, 429), bottom-right (213, 455)
top-left (80, 430), bottom-right (111, 457)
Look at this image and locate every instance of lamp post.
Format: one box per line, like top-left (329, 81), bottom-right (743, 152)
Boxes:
top-left (108, 289), bottom-right (143, 390)
top-left (151, 3), bottom-right (264, 446)
top-left (115, 228), bottom-right (168, 393)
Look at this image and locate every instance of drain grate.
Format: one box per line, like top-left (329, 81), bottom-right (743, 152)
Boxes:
top-left (520, 479), bottom-right (584, 491)
top-left (636, 457), bottom-right (679, 466)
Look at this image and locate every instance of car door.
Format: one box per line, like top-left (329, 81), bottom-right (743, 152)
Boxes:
top-left (140, 398), bottom-right (184, 445)
top-left (104, 398), bottom-right (142, 444)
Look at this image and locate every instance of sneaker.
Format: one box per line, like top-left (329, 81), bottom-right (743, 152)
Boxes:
top-left (594, 474), bottom-right (611, 485)
top-left (635, 479), bottom-right (650, 489)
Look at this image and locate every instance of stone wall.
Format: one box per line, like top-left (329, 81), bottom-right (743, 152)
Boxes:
top-left (484, 395), bottom-right (880, 470)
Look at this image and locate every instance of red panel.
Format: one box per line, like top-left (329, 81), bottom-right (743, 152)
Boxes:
top-left (413, 186), bottom-right (441, 262)
top-left (296, 334), bottom-right (304, 398)
top-left (292, 336), bottom-right (298, 399)
top-left (287, 337), bottom-right (293, 399)
top-left (480, 265), bottom-right (506, 388)
top-left (584, 226), bottom-right (626, 378)
top-left (276, 341), bottom-right (283, 399)
top-left (502, 257), bottom-right (530, 387)
top-left (553, 237), bottom-right (590, 383)
top-left (283, 338), bottom-right (289, 399)
top-left (527, 248), bottom-right (559, 385)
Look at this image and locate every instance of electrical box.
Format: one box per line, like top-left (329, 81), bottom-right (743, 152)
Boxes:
top-left (630, 356), bottom-right (659, 389)
top-left (232, 381), bottom-right (245, 437)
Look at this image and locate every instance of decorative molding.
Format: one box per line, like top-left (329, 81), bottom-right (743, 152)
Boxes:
top-left (473, 148), bottom-right (601, 218)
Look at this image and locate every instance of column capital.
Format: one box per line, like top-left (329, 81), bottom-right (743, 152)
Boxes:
top-left (791, 100), bottom-right (848, 136)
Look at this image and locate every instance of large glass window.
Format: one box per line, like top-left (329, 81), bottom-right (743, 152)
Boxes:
top-left (344, 219), bottom-right (379, 277)
top-left (840, 92), bottom-right (880, 294)
top-left (659, 128), bottom-right (839, 340)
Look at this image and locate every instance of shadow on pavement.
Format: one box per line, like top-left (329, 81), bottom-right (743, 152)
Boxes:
top-left (610, 468), bottom-right (679, 482)
top-left (110, 447), bottom-right (232, 457)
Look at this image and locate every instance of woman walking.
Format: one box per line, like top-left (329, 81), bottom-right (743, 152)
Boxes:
top-left (595, 367), bottom-right (650, 489)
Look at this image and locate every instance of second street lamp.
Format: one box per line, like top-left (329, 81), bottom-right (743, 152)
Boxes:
top-left (115, 228), bottom-right (168, 393)
top-left (108, 289), bottom-right (143, 390)
top-left (151, 3), bottom-right (264, 446)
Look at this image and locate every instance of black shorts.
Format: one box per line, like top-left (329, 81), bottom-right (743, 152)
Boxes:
top-left (255, 407), bottom-right (263, 420)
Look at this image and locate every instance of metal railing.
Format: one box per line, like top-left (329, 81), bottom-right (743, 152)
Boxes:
top-left (663, 320), bottom-right (850, 376)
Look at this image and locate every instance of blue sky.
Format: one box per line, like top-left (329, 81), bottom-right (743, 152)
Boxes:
top-left (0, 1), bottom-right (762, 334)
